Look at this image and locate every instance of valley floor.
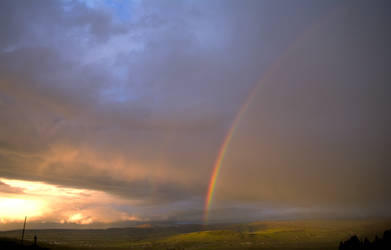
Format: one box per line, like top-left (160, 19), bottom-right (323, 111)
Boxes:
top-left (1, 219), bottom-right (390, 250)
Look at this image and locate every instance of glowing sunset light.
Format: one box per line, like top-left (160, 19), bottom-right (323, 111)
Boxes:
top-left (0, 178), bottom-right (94, 198)
top-left (0, 198), bottom-right (44, 222)
top-left (67, 213), bottom-right (93, 225)
top-left (0, 178), bottom-right (140, 225)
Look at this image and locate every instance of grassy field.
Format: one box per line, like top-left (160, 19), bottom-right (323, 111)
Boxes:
top-left (1, 219), bottom-right (390, 249)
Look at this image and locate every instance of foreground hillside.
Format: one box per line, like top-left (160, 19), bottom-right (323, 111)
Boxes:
top-left (1, 219), bottom-right (390, 250)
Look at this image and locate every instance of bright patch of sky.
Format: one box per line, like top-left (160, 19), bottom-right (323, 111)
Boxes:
top-left (0, 178), bottom-right (140, 224)
top-left (78, 0), bottom-right (135, 22)
top-left (69, 1), bottom-right (145, 103)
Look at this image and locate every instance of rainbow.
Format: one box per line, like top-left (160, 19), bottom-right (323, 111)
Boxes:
top-left (203, 83), bottom-right (259, 223)
top-left (203, 5), bottom-right (341, 223)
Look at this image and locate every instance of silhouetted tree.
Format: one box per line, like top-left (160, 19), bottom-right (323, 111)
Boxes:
top-left (383, 229), bottom-right (391, 249)
top-left (339, 235), bottom-right (362, 249)
top-left (363, 238), bottom-right (370, 249)
top-left (339, 229), bottom-right (391, 250)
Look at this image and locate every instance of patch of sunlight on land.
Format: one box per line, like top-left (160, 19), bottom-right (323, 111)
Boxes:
top-left (163, 230), bottom-right (240, 243)
top-left (255, 228), bottom-right (294, 234)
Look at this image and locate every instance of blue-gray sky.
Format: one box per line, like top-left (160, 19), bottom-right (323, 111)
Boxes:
top-left (0, 0), bottom-right (390, 229)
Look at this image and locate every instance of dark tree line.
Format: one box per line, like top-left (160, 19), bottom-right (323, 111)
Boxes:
top-left (339, 229), bottom-right (391, 250)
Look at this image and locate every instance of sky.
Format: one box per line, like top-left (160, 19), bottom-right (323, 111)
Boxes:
top-left (0, 0), bottom-right (391, 229)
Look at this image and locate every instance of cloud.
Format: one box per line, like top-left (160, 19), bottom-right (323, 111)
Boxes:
top-left (0, 181), bottom-right (24, 194)
top-left (0, 178), bottom-right (142, 224)
top-left (0, 0), bottom-right (390, 227)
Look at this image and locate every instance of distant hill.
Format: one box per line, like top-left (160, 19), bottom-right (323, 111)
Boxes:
top-left (134, 223), bottom-right (153, 228)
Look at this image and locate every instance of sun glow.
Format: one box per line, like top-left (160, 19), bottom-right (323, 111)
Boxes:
top-left (0, 198), bottom-right (44, 222)
top-left (0, 177), bottom-right (139, 225)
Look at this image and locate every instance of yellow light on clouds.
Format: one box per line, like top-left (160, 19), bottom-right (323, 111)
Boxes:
top-left (0, 198), bottom-right (44, 222)
top-left (0, 178), bottom-right (138, 225)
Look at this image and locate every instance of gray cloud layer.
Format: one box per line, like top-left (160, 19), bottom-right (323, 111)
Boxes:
top-left (0, 0), bottom-right (390, 223)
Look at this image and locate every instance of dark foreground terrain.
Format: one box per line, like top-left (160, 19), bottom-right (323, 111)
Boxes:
top-left (1, 219), bottom-right (390, 250)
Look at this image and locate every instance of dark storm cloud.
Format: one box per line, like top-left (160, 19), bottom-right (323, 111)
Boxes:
top-left (214, 0), bottom-right (391, 211)
top-left (0, 0), bottom-right (390, 223)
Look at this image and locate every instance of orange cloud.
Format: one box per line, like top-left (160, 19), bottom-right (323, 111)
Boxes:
top-left (0, 178), bottom-right (141, 224)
